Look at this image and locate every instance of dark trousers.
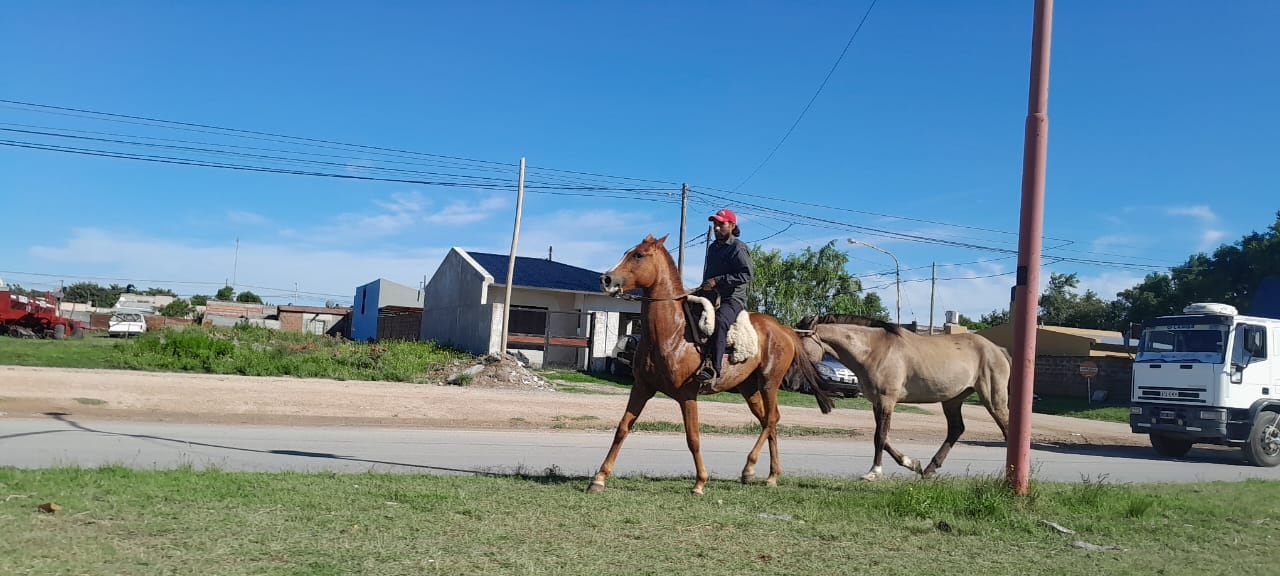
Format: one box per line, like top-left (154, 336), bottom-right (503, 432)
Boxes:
top-left (707, 298), bottom-right (745, 375)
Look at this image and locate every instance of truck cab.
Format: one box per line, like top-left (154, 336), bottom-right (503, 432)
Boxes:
top-left (1130, 302), bottom-right (1280, 466)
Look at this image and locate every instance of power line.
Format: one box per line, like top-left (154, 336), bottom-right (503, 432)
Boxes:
top-left (0, 139), bottom-right (680, 197)
top-left (0, 99), bottom-right (683, 189)
top-left (732, 0), bottom-right (879, 191)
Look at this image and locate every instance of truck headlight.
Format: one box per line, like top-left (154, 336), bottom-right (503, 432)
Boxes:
top-left (1199, 411), bottom-right (1224, 421)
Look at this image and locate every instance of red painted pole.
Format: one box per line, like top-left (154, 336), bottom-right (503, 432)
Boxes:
top-left (1007, 0), bottom-right (1053, 496)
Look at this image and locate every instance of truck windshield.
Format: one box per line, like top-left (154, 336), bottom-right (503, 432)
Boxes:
top-left (1136, 325), bottom-right (1228, 363)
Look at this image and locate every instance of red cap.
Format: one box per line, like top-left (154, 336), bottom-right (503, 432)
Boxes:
top-left (709, 208), bottom-right (737, 224)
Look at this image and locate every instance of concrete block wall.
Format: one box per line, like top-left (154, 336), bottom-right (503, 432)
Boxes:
top-left (1033, 356), bottom-right (1133, 402)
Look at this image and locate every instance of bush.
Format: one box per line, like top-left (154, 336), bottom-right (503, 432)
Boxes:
top-left (114, 325), bottom-right (469, 382)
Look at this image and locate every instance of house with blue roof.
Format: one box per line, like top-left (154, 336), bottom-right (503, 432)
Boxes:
top-left (419, 247), bottom-right (641, 370)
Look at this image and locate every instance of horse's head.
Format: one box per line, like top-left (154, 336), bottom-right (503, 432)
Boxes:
top-left (600, 233), bottom-right (672, 296)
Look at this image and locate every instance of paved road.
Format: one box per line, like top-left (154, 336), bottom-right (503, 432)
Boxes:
top-left (3, 415), bottom-right (1278, 484)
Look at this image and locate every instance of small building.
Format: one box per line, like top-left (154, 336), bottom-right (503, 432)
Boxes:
top-left (419, 247), bottom-right (641, 370)
top-left (975, 323), bottom-right (1138, 401)
top-left (201, 300), bottom-right (278, 329)
top-left (277, 305), bottom-right (351, 337)
top-left (351, 278), bottom-right (425, 342)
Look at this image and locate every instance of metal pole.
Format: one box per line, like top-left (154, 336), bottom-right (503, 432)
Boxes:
top-left (232, 237), bottom-right (239, 291)
top-left (929, 262), bottom-right (936, 334)
top-left (1007, 0), bottom-right (1053, 496)
top-left (500, 157), bottom-right (527, 354)
top-left (678, 183), bottom-right (689, 279)
top-left (847, 238), bottom-right (900, 325)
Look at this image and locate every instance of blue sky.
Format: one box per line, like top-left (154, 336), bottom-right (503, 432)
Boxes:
top-left (1, 1), bottom-right (1276, 322)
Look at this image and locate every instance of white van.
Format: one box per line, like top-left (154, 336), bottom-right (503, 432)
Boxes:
top-left (107, 310), bottom-right (148, 337)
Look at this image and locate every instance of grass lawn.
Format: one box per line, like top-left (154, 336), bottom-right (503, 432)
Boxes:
top-left (1, 466), bottom-right (1275, 575)
top-left (0, 326), bottom-right (470, 382)
top-left (964, 395), bottom-right (1130, 424)
top-left (0, 334), bottom-right (121, 369)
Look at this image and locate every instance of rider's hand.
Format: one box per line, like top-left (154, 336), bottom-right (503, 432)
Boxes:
top-left (700, 278), bottom-right (716, 291)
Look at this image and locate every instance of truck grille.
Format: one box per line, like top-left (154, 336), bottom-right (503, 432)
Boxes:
top-left (1136, 386), bottom-right (1206, 404)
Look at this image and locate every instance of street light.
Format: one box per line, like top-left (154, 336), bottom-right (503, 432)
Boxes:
top-left (847, 238), bottom-right (900, 325)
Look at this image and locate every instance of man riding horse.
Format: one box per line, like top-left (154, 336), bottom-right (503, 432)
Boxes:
top-left (695, 208), bottom-right (754, 393)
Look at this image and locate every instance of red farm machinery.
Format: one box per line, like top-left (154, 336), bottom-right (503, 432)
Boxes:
top-left (0, 285), bottom-right (85, 339)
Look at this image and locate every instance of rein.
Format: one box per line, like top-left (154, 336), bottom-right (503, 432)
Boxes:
top-left (613, 289), bottom-right (696, 303)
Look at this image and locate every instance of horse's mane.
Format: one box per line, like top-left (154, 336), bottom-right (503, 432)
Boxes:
top-left (795, 313), bottom-right (901, 335)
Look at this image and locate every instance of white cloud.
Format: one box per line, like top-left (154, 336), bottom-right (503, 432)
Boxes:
top-left (1166, 205), bottom-right (1226, 252)
top-left (226, 210), bottom-right (269, 226)
top-left (1166, 205), bottom-right (1218, 224)
top-left (29, 228), bottom-right (444, 306)
top-left (425, 195), bottom-right (508, 225)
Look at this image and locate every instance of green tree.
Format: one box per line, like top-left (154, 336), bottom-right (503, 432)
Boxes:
top-left (143, 287), bottom-right (178, 297)
top-left (744, 240), bottom-right (888, 326)
top-left (235, 291), bottom-right (263, 304)
top-left (1037, 272), bottom-right (1120, 329)
top-left (61, 282), bottom-right (123, 308)
top-left (159, 299), bottom-right (193, 318)
top-left (189, 294), bottom-right (210, 306)
top-left (215, 286), bottom-right (235, 301)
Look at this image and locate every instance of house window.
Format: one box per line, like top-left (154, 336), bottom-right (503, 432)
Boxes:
top-left (509, 306), bottom-right (548, 336)
top-left (360, 288), bottom-right (367, 315)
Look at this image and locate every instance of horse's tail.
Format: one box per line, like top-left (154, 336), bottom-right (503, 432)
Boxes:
top-left (787, 332), bottom-right (834, 414)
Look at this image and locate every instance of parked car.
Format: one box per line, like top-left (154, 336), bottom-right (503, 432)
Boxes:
top-left (607, 333), bottom-right (640, 378)
top-left (107, 310), bottom-right (147, 338)
top-left (813, 355), bottom-right (861, 398)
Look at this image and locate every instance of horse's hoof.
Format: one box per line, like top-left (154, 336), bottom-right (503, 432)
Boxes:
top-left (587, 482), bottom-right (606, 494)
top-left (741, 472), bottom-right (755, 484)
top-left (691, 486), bottom-right (705, 496)
top-left (766, 477), bottom-right (778, 488)
top-left (860, 472), bottom-right (880, 482)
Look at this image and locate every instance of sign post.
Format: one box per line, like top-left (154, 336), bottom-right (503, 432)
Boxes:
top-left (1079, 360), bottom-right (1098, 403)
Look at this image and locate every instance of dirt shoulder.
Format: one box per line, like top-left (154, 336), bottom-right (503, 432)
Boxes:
top-left (0, 365), bottom-right (1147, 447)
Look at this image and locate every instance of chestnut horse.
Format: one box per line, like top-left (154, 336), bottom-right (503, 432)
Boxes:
top-left (591, 234), bottom-right (834, 495)
top-left (796, 314), bottom-right (1011, 481)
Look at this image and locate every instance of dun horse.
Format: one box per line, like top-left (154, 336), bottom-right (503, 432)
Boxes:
top-left (796, 314), bottom-right (1011, 480)
top-left (592, 234), bottom-right (834, 495)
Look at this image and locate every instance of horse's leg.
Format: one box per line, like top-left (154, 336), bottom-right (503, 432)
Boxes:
top-left (738, 376), bottom-right (769, 485)
top-left (738, 372), bottom-right (783, 487)
top-left (922, 395), bottom-right (969, 478)
top-left (881, 441), bottom-right (924, 476)
top-left (863, 399), bottom-right (894, 481)
top-left (588, 380), bottom-right (657, 494)
top-left (761, 372), bottom-right (783, 487)
top-left (678, 396), bottom-right (710, 496)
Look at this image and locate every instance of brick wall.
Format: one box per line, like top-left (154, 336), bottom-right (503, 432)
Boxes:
top-left (1033, 355), bottom-right (1133, 402)
top-left (144, 316), bottom-right (193, 330)
top-left (279, 311), bottom-right (304, 332)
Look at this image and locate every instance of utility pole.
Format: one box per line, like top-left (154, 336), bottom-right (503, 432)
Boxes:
top-left (232, 237), bottom-right (240, 291)
top-left (1008, 0), bottom-right (1053, 497)
top-left (500, 157), bottom-right (527, 355)
top-left (847, 239), bottom-right (900, 325)
top-left (929, 262), bottom-right (936, 334)
top-left (678, 183), bottom-right (689, 278)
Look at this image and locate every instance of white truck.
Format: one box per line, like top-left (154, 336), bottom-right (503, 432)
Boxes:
top-left (1130, 302), bottom-right (1280, 466)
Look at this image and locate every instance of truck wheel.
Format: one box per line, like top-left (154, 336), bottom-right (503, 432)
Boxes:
top-left (1149, 433), bottom-right (1193, 458)
top-left (71, 323), bottom-right (84, 339)
top-left (1243, 411), bottom-right (1280, 467)
top-left (53, 324), bottom-right (66, 340)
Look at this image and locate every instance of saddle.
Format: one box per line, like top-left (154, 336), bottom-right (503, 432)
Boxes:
top-left (682, 291), bottom-right (759, 364)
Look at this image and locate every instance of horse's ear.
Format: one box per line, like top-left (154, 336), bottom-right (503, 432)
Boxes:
top-left (655, 234), bottom-right (669, 246)
top-left (643, 234), bottom-right (657, 243)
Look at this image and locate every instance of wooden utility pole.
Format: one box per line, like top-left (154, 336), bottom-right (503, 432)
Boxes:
top-left (500, 157), bottom-right (527, 354)
top-left (928, 262), bottom-right (936, 334)
top-left (1008, 0), bottom-right (1053, 496)
top-left (678, 183), bottom-right (689, 278)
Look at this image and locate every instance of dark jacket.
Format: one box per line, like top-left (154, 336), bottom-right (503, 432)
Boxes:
top-left (702, 236), bottom-right (753, 306)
